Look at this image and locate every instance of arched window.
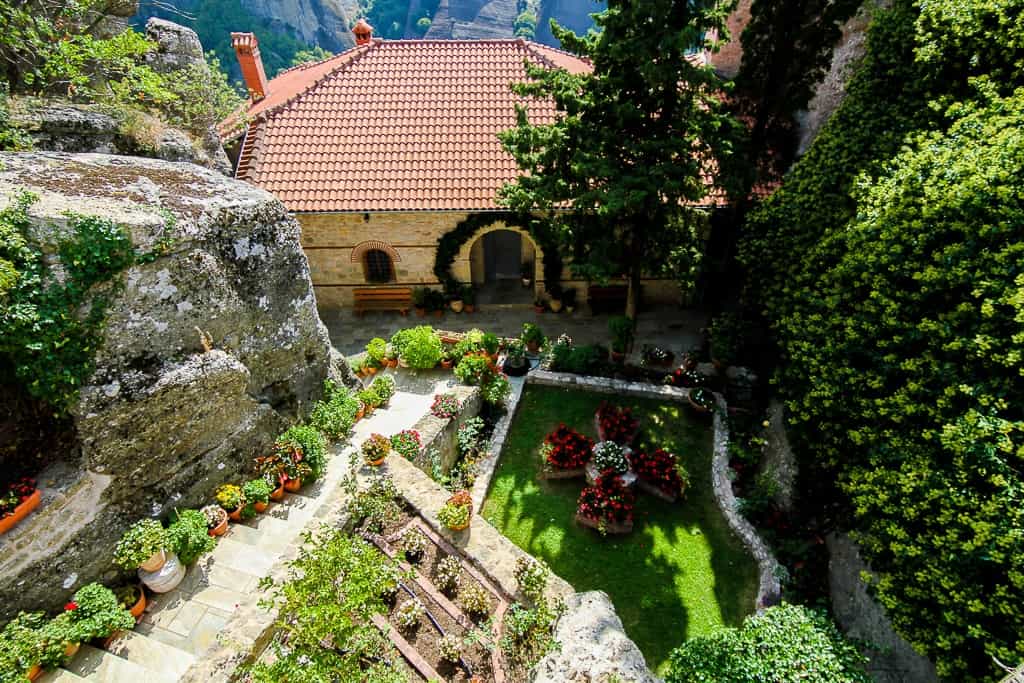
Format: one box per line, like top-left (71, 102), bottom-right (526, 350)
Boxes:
top-left (364, 249), bottom-right (394, 283)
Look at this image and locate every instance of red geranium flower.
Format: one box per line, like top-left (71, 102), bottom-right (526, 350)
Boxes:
top-left (64, 602), bottom-right (78, 611)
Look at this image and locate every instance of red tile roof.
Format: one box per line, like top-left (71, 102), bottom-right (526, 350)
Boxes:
top-left (225, 38), bottom-right (592, 213)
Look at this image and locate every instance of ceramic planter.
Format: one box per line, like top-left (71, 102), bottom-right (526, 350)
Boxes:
top-left (441, 359), bottom-right (454, 370)
top-left (253, 501), bottom-right (268, 513)
top-left (228, 507), bottom-right (243, 522)
top-left (270, 483), bottom-right (285, 501)
top-left (0, 488), bottom-right (41, 535)
top-left (208, 514), bottom-right (229, 537)
top-left (575, 511), bottom-right (633, 535)
top-left (284, 478), bottom-right (302, 492)
top-left (366, 457), bottom-right (386, 467)
top-left (138, 553), bottom-right (185, 593)
top-left (138, 548), bottom-right (167, 573)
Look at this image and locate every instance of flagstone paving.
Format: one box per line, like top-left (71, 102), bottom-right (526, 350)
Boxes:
top-left (40, 370), bottom-right (456, 683)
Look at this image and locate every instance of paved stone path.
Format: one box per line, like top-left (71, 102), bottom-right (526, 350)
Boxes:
top-left (40, 371), bottom-right (455, 683)
top-left (322, 305), bottom-right (706, 357)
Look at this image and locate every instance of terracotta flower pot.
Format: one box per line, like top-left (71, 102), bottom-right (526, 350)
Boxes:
top-left (386, 358), bottom-right (398, 368)
top-left (465, 304), bottom-right (476, 313)
top-left (0, 488), bottom-right (41, 535)
top-left (433, 309), bottom-right (443, 318)
top-left (415, 307), bottom-right (426, 317)
top-left (228, 506), bottom-right (244, 522)
top-left (27, 664), bottom-right (42, 681)
top-left (253, 501), bottom-right (268, 513)
top-left (270, 483), bottom-right (285, 501)
top-left (138, 548), bottom-right (167, 573)
top-left (526, 341), bottom-right (540, 353)
top-left (366, 366), bottom-right (377, 376)
top-left (366, 456), bottom-right (386, 467)
top-left (284, 478), bottom-right (302, 492)
top-left (450, 299), bottom-right (464, 313)
top-left (356, 405), bottom-right (365, 421)
top-left (533, 305), bottom-right (545, 314)
top-left (441, 359), bottom-right (453, 370)
top-left (208, 515), bottom-right (229, 537)
top-left (128, 587), bottom-right (147, 620)
top-left (64, 642), bottom-right (80, 659)
top-left (447, 519), bottom-right (470, 532)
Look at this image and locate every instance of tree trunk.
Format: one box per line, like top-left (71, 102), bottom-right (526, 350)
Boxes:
top-left (625, 257), bottom-right (642, 322)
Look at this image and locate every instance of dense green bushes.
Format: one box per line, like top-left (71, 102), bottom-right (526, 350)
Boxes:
top-left (666, 604), bottom-right (869, 682)
top-left (738, 0), bottom-right (1024, 676)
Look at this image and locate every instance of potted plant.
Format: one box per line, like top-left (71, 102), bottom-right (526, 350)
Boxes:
top-left (427, 289), bottom-right (446, 318)
top-left (709, 312), bottom-right (743, 370)
top-left (167, 509), bottom-right (216, 565)
top-left (277, 426), bottom-right (327, 482)
top-left (390, 429), bottom-right (422, 461)
top-left (682, 346), bottom-right (700, 371)
top-left (448, 285), bottom-right (465, 313)
top-left (437, 490), bottom-right (473, 531)
top-left (521, 322), bottom-right (545, 354)
top-left (397, 325), bottom-right (443, 369)
top-left (521, 261), bottom-right (534, 287)
top-left (255, 453), bottom-right (288, 498)
top-left (215, 484), bottom-right (245, 521)
top-left (481, 332), bottom-right (500, 360)
top-left (358, 387), bottom-right (380, 416)
top-left (533, 296), bottom-right (546, 314)
top-left (595, 402), bottom-right (639, 444)
top-left (608, 315), bottom-right (634, 363)
top-left (540, 424), bottom-right (593, 478)
top-left (202, 504), bottom-right (229, 536)
top-left (412, 287), bottom-right (428, 316)
top-left (362, 433), bottom-right (391, 466)
top-left (576, 473), bottom-right (636, 535)
top-left (242, 478), bottom-right (273, 516)
top-left (688, 387), bottom-right (715, 415)
top-left (370, 374), bottom-right (396, 406)
top-left (384, 343), bottom-right (399, 368)
top-left (366, 337), bottom-right (387, 369)
top-left (563, 287), bottom-right (577, 314)
top-left (503, 339), bottom-right (529, 376)
top-left (461, 284), bottom-right (476, 313)
top-left (1, 612), bottom-right (68, 681)
top-left (113, 519), bottom-right (168, 572)
top-left (588, 441), bottom-right (632, 485)
top-left (547, 284), bottom-right (563, 313)
top-left (441, 346), bottom-right (457, 370)
top-left (114, 585), bottom-right (147, 621)
top-left (641, 344), bottom-right (675, 368)
top-left (431, 392), bottom-right (460, 419)
top-left (0, 477), bottom-right (40, 536)
top-left (350, 356), bottom-right (366, 378)
top-left (57, 582), bottom-right (136, 646)
top-left (629, 449), bottom-right (689, 502)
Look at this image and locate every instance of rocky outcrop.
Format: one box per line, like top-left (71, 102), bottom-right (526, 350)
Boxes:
top-left (9, 100), bottom-right (230, 175)
top-left (145, 17), bottom-right (206, 72)
top-left (827, 533), bottom-right (939, 683)
top-left (530, 591), bottom-right (658, 683)
top-left (241, 0), bottom-right (358, 51)
top-left (761, 399), bottom-right (797, 513)
top-left (0, 152), bottom-right (336, 619)
top-left (426, 0), bottom-right (520, 39)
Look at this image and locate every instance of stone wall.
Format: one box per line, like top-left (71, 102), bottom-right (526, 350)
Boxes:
top-left (297, 211), bottom-right (683, 310)
top-left (0, 152), bottom-right (336, 619)
top-left (408, 385), bottom-right (482, 474)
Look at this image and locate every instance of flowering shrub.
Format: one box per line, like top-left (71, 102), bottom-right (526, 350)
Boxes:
top-left (438, 490), bottom-right (473, 530)
top-left (514, 557), bottom-right (549, 602)
top-left (0, 478), bottom-right (35, 518)
top-left (401, 529), bottom-right (427, 562)
top-left (431, 392), bottom-right (461, 419)
top-left (592, 441), bottom-right (629, 474)
top-left (458, 583), bottom-right (491, 616)
top-left (361, 434), bottom-right (391, 464)
top-left (577, 474), bottom-right (636, 525)
top-left (396, 600), bottom-right (423, 630)
top-left (543, 424), bottom-right (593, 469)
top-left (215, 484), bottom-right (243, 511)
top-left (438, 633), bottom-right (461, 662)
top-left (630, 449), bottom-right (688, 497)
top-left (596, 402), bottom-right (639, 444)
top-left (435, 555), bottom-right (462, 593)
top-left (390, 429), bottom-right (422, 461)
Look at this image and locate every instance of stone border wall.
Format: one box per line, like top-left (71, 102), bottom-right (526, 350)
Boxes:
top-left (408, 385), bottom-right (481, 475)
top-left (515, 369), bottom-right (782, 612)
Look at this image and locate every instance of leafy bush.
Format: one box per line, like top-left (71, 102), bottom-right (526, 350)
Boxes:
top-left (438, 633), bottom-right (461, 662)
top-left (393, 326), bottom-right (442, 368)
top-left (390, 429), bottom-right (421, 461)
top-left (592, 441), bottom-right (628, 474)
top-left (514, 557), bottom-right (548, 603)
top-left (458, 583), bottom-right (490, 616)
top-left (308, 380), bottom-right (360, 440)
top-left (435, 555), bottom-right (462, 593)
top-left (369, 374), bottom-right (396, 404)
top-left (57, 583), bottom-right (135, 642)
top-left (365, 337), bottom-right (387, 365)
top-left (277, 425), bottom-right (327, 480)
top-left (400, 529), bottom-right (427, 562)
top-left (166, 509), bottom-right (215, 564)
top-left (481, 373), bottom-right (511, 406)
top-left (708, 312), bottom-right (744, 366)
top-left (454, 352), bottom-right (495, 386)
top-left (665, 604), bottom-right (869, 682)
top-left (500, 599), bottom-right (563, 671)
top-left (521, 322), bottom-right (545, 348)
top-left (396, 600), bottom-right (423, 630)
top-left (113, 519), bottom-right (167, 570)
top-left (349, 476), bottom-right (401, 534)
top-left (0, 612), bottom-right (62, 678)
top-left (607, 316), bottom-right (635, 354)
top-left (453, 328), bottom-right (486, 358)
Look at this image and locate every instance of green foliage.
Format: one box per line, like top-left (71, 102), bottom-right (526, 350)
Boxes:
top-left (166, 509), bottom-right (215, 565)
top-left (708, 312), bottom-right (744, 365)
top-left (394, 325), bottom-right (442, 368)
top-left (250, 527), bottom-right (406, 682)
top-left (666, 604), bottom-right (869, 683)
top-left (498, 0), bottom-right (741, 317)
top-left (737, 0), bottom-right (1024, 676)
top-left (290, 46), bottom-right (333, 67)
top-left (113, 519), bottom-right (167, 570)
top-left (454, 353), bottom-right (494, 386)
top-left (0, 612), bottom-right (60, 680)
top-left (277, 425), bottom-right (328, 480)
top-left (308, 379), bottom-right (360, 440)
top-left (514, 11), bottom-right (538, 39)
top-left (607, 315), bottom-right (634, 353)
top-left (349, 475), bottom-right (402, 534)
top-left (0, 195), bottom-right (135, 413)
top-left (0, 83), bottom-right (31, 151)
top-left (500, 599), bottom-right (563, 671)
top-left (366, 337), bottom-right (387, 364)
top-left (151, 52), bottom-right (244, 136)
top-left (59, 583), bottom-right (135, 642)
top-left (242, 477), bottom-right (273, 506)
top-left (481, 373), bottom-right (511, 406)
top-left (370, 374), bottom-right (396, 403)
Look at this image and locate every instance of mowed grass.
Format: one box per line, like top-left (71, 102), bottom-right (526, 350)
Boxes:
top-left (481, 385), bottom-right (758, 674)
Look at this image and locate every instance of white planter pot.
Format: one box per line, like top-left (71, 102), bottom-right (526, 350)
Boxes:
top-left (138, 552), bottom-right (185, 593)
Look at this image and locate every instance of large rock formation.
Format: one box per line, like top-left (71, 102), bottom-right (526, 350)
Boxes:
top-left (0, 152), bottom-right (336, 619)
top-left (530, 591), bottom-right (658, 683)
top-left (241, 0), bottom-right (358, 51)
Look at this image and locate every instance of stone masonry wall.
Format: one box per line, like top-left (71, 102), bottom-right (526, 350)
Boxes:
top-left (297, 211), bottom-right (682, 310)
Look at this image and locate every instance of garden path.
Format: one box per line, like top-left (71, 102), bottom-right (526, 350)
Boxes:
top-left (38, 372), bottom-right (454, 683)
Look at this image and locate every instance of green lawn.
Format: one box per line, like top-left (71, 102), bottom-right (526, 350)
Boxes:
top-left (481, 385), bottom-right (758, 674)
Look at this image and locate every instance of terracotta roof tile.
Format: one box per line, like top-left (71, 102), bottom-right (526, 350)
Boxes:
top-left (224, 39), bottom-right (592, 212)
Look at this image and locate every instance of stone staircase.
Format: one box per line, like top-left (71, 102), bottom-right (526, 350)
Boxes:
top-left (36, 371), bottom-right (451, 682)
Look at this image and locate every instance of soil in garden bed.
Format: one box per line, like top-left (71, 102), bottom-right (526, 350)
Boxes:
top-left (387, 579), bottom-right (494, 682)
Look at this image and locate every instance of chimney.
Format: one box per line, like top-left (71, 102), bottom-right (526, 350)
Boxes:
top-left (231, 32), bottom-right (269, 102)
top-left (353, 18), bottom-right (374, 45)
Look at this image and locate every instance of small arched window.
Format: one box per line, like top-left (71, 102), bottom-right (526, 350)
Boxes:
top-left (364, 249), bottom-right (394, 283)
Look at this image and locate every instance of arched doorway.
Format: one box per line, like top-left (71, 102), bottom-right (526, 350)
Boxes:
top-left (468, 229), bottom-right (536, 305)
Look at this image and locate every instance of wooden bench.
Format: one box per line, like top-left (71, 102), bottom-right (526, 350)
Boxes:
top-left (587, 284), bottom-right (631, 314)
top-left (353, 287), bottom-right (413, 316)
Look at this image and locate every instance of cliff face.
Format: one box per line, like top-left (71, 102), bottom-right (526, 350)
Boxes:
top-left (427, 0), bottom-right (601, 42)
top-left (0, 152), bottom-right (337, 619)
top-left (241, 0), bottom-right (358, 50)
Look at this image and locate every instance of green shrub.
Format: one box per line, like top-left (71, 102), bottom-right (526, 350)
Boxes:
top-left (394, 326), bottom-right (442, 368)
top-left (453, 328), bottom-right (486, 358)
top-left (370, 374), bottom-right (396, 404)
top-left (607, 316), bottom-right (634, 354)
top-left (665, 604), bottom-right (869, 683)
top-left (365, 337), bottom-right (387, 366)
top-left (0, 611), bottom-right (63, 677)
top-left (308, 380), bottom-right (360, 440)
top-left (481, 374), bottom-right (511, 406)
top-left (56, 583), bottom-right (135, 643)
top-left (113, 519), bottom-right (167, 570)
top-left (454, 353), bottom-right (494, 386)
top-left (166, 508), bottom-right (215, 565)
top-left (277, 425), bottom-right (327, 481)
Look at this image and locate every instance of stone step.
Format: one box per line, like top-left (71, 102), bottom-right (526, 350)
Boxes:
top-left (104, 630), bottom-right (196, 679)
top-left (64, 644), bottom-right (177, 683)
top-left (211, 537), bottom-right (277, 577)
top-left (36, 667), bottom-right (88, 682)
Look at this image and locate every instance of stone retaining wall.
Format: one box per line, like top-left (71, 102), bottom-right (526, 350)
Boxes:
top-left (408, 385), bottom-right (481, 475)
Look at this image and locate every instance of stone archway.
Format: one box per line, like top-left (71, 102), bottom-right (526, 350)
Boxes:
top-left (453, 223), bottom-right (544, 301)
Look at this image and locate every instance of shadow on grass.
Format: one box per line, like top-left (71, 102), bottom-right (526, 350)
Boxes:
top-left (480, 385), bottom-right (758, 673)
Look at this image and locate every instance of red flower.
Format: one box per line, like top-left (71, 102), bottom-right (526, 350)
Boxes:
top-left (64, 602), bottom-right (78, 611)
top-left (544, 425), bottom-right (593, 469)
top-left (629, 449), bottom-right (683, 496)
top-left (596, 403), bottom-right (639, 444)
